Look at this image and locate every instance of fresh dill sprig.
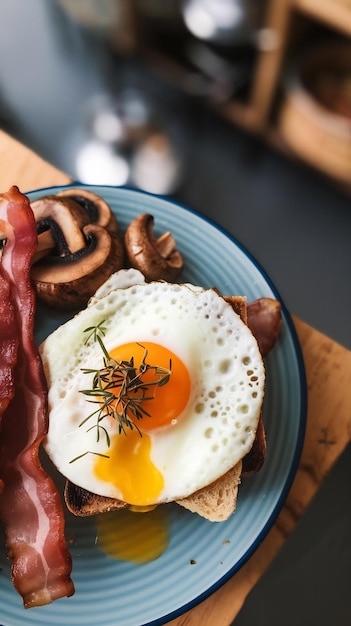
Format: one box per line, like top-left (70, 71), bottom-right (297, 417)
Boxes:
top-left (83, 319), bottom-right (107, 345)
top-left (71, 322), bottom-right (172, 462)
top-left (69, 450), bottom-right (110, 464)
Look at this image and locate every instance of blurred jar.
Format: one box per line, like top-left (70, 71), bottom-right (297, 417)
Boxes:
top-left (181, 0), bottom-right (263, 46)
top-left (74, 89), bottom-right (184, 194)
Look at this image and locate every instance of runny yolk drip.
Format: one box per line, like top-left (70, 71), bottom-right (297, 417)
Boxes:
top-left (94, 341), bottom-right (191, 506)
top-left (96, 506), bottom-right (170, 564)
top-left (95, 429), bottom-right (164, 505)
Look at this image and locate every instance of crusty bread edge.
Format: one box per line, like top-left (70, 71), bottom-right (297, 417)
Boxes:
top-left (176, 461), bottom-right (242, 522)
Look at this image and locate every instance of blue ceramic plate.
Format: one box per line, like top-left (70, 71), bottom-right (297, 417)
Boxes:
top-left (0, 185), bottom-right (306, 626)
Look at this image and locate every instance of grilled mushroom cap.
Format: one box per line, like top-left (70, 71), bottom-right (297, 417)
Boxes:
top-left (31, 196), bottom-right (124, 309)
top-left (124, 213), bottom-right (183, 282)
top-left (56, 188), bottom-right (118, 232)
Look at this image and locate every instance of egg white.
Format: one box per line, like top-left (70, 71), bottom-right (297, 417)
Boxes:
top-left (41, 270), bottom-right (265, 504)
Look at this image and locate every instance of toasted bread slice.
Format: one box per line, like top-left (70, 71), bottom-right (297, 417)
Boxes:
top-left (64, 294), bottom-right (266, 521)
top-left (224, 295), bottom-right (248, 324)
top-left (176, 461), bottom-right (242, 522)
top-left (64, 481), bottom-right (127, 517)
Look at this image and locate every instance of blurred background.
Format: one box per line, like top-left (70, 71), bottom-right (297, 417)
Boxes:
top-left (0, 1), bottom-right (350, 624)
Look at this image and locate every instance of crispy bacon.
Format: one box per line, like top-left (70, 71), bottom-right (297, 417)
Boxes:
top-left (0, 262), bottom-right (18, 418)
top-left (0, 262), bottom-right (18, 495)
top-left (247, 297), bottom-right (282, 357)
top-left (0, 186), bottom-right (74, 607)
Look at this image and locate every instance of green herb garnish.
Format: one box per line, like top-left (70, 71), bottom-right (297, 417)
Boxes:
top-left (72, 321), bottom-right (172, 462)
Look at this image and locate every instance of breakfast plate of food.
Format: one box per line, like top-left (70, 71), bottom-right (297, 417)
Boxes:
top-left (0, 184), bottom-right (306, 626)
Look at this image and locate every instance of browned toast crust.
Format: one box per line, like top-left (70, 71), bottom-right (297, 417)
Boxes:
top-left (176, 461), bottom-right (242, 522)
top-left (64, 481), bottom-right (127, 517)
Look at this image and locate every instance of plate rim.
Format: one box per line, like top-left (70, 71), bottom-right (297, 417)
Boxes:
top-left (26, 183), bottom-right (307, 626)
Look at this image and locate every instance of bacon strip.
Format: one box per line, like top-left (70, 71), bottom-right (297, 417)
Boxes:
top-left (0, 186), bottom-right (74, 607)
top-left (247, 297), bottom-right (282, 357)
top-left (0, 262), bottom-right (18, 496)
top-left (0, 261), bottom-right (18, 419)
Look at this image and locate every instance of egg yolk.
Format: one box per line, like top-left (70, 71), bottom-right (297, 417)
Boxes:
top-left (96, 506), bottom-right (170, 564)
top-left (95, 429), bottom-right (164, 505)
top-left (108, 341), bottom-right (191, 431)
top-left (94, 341), bottom-right (191, 505)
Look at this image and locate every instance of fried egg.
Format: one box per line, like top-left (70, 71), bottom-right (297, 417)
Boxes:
top-left (41, 270), bottom-right (265, 507)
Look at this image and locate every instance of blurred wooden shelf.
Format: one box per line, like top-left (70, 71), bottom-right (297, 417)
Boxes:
top-left (294, 0), bottom-right (351, 37)
top-left (215, 0), bottom-right (351, 190)
top-left (124, 0), bottom-right (351, 191)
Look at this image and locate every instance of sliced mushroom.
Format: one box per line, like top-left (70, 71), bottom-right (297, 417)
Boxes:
top-left (56, 188), bottom-right (118, 232)
top-left (31, 225), bottom-right (124, 310)
top-left (33, 229), bottom-right (56, 263)
top-left (30, 200), bottom-right (125, 310)
top-left (124, 213), bottom-right (183, 282)
top-left (31, 195), bottom-right (91, 263)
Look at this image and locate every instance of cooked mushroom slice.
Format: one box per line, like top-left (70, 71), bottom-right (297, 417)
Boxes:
top-left (31, 196), bottom-right (90, 264)
top-left (33, 229), bottom-right (56, 263)
top-left (124, 213), bottom-right (183, 282)
top-left (56, 188), bottom-right (118, 232)
top-left (31, 223), bottom-right (125, 310)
